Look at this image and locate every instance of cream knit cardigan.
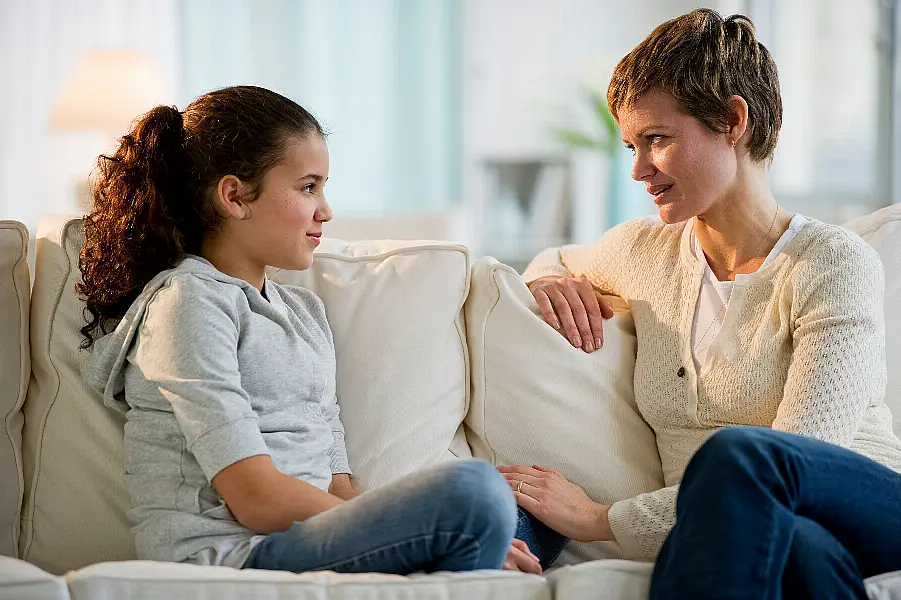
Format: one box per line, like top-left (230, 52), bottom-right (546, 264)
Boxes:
top-left (522, 216), bottom-right (901, 561)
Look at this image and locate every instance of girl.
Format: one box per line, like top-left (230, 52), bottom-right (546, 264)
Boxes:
top-left (79, 85), bottom-right (536, 574)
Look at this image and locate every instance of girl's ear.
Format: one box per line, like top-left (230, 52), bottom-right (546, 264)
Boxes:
top-left (214, 175), bottom-right (252, 220)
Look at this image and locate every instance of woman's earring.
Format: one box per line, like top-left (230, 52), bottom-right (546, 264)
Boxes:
top-left (731, 139), bottom-right (736, 148)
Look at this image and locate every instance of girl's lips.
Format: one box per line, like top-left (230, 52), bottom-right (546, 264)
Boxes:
top-left (306, 234), bottom-right (321, 245)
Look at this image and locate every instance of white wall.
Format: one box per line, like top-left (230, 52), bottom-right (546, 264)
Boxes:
top-left (459, 0), bottom-right (704, 261)
top-left (0, 0), bottom-right (181, 261)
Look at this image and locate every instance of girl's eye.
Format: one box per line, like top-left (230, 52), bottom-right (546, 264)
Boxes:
top-left (302, 183), bottom-right (315, 193)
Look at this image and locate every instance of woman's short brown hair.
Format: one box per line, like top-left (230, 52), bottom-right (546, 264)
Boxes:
top-left (607, 8), bottom-right (782, 163)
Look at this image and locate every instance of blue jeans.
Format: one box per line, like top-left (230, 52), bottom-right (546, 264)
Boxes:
top-left (243, 459), bottom-right (517, 574)
top-left (515, 506), bottom-right (570, 569)
top-left (651, 427), bottom-right (901, 600)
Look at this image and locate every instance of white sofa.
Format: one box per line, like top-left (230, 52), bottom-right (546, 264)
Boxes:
top-left (1, 206), bottom-right (900, 600)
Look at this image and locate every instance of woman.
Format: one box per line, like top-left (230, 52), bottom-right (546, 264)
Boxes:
top-left (79, 86), bottom-right (537, 574)
top-left (501, 7), bottom-right (901, 573)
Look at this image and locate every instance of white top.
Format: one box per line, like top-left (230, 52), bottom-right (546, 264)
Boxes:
top-left (690, 214), bottom-right (809, 371)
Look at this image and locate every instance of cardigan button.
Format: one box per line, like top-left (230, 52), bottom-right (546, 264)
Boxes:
top-left (677, 367), bottom-right (686, 378)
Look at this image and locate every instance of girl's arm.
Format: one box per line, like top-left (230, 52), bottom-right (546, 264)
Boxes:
top-left (213, 455), bottom-right (345, 534)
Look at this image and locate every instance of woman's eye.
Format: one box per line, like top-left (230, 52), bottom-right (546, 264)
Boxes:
top-left (648, 135), bottom-right (664, 144)
top-left (626, 145), bottom-right (636, 156)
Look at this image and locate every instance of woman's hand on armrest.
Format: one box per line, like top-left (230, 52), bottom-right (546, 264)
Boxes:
top-left (528, 276), bottom-right (614, 353)
top-left (212, 455), bottom-right (344, 534)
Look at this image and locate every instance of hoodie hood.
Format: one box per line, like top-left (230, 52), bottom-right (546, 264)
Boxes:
top-left (81, 255), bottom-right (264, 414)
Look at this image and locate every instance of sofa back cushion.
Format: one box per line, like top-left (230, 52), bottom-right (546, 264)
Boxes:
top-left (0, 221), bottom-right (30, 558)
top-left (20, 217), bottom-right (472, 574)
top-left (19, 215), bottom-right (133, 574)
top-left (843, 204), bottom-right (901, 436)
top-left (269, 238), bottom-right (472, 491)
top-left (463, 257), bottom-right (665, 565)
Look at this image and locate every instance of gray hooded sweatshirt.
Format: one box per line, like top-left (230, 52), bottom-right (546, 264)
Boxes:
top-left (82, 255), bottom-right (351, 568)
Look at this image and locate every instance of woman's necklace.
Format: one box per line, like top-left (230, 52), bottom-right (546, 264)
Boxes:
top-left (692, 206), bottom-right (780, 356)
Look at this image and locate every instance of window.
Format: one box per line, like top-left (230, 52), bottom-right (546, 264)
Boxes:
top-left (180, 0), bottom-right (460, 215)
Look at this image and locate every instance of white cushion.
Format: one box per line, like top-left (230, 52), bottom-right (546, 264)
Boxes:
top-left (269, 238), bottom-right (473, 491)
top-left (0, 555), bottom-right (69, 600)
top-left (0, 221), bottom-right (30, 558)
top-left (545, 559), bottom-right (901, 600)
top-left (66, 561), bottom-right (549, 600)
top-left (548, 560), bottom-right (653, 600)
top-left (463, 258), bottom-right (665, 565)
top-left (867, 571), bottom-right (901, 600)
top-left (20, 216), bottom-right (135, 574)
top-left (843, 204), bottom-right (901, 436)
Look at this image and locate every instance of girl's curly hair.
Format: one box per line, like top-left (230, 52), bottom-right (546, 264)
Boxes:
top-left (76, 85), bottom-right (324, 348)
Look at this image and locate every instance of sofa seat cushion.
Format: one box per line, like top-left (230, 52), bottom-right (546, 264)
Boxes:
top-left (548, 560), bottom-right (653, 600)
top-left (866, 570), bottom-right (901, 599)
top-left (0, 555), bottom-right (69, 600)
top-left (546, 559), bottom-right (901, 600)
top-left (843, 204), bottom-right (901, 436)
top-left (65, 561), bottom-right (549, 600)
top-left (463, 258), bottom-right (665, 566)
top-left (0, 221), bottom-right (29, 559)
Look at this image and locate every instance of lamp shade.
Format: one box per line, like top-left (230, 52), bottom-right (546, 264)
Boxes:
top-left (50, 51), bottom-right (169, 136)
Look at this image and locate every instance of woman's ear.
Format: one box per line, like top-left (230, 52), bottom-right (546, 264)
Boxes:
top-left (214, 175), bottom-right (251, 220)
top-left (727, 95), bottom-right (750, 147)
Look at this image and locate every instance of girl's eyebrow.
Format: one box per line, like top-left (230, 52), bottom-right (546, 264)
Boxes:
top-left (298, 174), bottom-right (326, 182)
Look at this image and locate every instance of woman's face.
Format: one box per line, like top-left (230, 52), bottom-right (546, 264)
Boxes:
top-left (244, 135), bottom-right (332, 271)
top-left (618, 90), bottom-right (737, 224)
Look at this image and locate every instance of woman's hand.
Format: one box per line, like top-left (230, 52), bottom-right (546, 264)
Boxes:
top-left (498, 465), bottom-right (613, 543)
top-left (528, 277), bottom-right (614, 353)
top-left (502, 538), bottom-right (542, 574)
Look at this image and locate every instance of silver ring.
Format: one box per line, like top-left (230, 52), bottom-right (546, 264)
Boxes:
top-left (516, 480), bottom-right (524, 494)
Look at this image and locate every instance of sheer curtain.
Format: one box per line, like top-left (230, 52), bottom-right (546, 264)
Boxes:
top-left (0, 0), bottom-right (181, 260)
top-left (180, 0), bottom-right (460, 217)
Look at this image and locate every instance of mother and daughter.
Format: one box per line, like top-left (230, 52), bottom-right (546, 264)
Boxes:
top-left (80, 8), bottom-right (901, 598)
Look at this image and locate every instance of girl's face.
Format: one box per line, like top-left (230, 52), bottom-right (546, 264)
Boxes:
top-left (618, 90), bottom-right (737, 224)
top-left (243, 135), bottom-right (332, 272)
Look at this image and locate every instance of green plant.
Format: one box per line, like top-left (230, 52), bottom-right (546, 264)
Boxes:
top-left (552, 88), bottom-right (620, 155)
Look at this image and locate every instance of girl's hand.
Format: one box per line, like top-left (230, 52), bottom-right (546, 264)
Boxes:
top-left (498, 465), bottom-right (613, 543)
top-left (528, 277), bottom-right (614, 353)
top-left (502, 538), bottom-right (542, 574)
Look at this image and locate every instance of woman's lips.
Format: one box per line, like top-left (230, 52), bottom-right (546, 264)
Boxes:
top-left (649, 184), bottom-right (673, 204)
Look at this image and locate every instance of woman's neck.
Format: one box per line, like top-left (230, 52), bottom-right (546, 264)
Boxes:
top-left (693, 175), bottom-right (791, 282)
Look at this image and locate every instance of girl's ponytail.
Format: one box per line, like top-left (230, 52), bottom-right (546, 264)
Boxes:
top-left (78, 105), bottom-right (200, 348)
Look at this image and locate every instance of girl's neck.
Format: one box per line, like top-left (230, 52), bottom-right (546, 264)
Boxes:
top-left (200, 235), bottom-right (266, 292)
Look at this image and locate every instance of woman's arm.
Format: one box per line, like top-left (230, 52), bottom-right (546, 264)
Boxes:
top-left (498, 464), bottom-right (677, 561)
top-left (773, 235), bottom-right (886, 445)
